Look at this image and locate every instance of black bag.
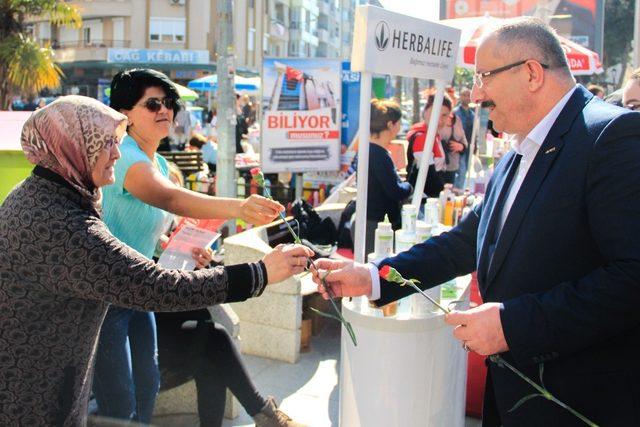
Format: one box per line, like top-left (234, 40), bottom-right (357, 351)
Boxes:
top-left (291, 199), bottom-right (337, 245)
top-left (337, 199), bottom-right (357, 249)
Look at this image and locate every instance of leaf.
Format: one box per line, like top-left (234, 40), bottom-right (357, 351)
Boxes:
top-left (488, 354), bottom-right (504, 368)
top-left (309, 307), bottom-right (343, 322)
top-left (509, 393), bottom-right (543, 412)
top-left (538, 363), bottom-right (546, 389)
top-left (409, 278), bottom-right (421, 284)
top-left (309, 308), bottom-right (357, 346)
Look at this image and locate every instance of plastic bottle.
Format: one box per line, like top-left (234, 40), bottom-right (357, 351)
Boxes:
top-left (443, 196), bottom-right (455, 226)
top-left (374, 215), bottom-right (394, 257)
top-left (438, 183), bottom-right (453, 222)
top-left (416, 221), bottom-right (432, 243)
top-left (395, 229), bottom-right (416, 253)
top-left (425, 198), bottom-right (440, 226)
top-left (401, 204), bottom-right (417, 234)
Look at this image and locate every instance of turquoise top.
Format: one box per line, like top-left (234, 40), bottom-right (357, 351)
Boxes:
top-left (102, 135), bottom-right (171, 259)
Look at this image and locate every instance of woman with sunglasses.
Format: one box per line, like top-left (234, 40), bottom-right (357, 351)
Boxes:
top-left (93, 69), bottom-right (303, 426)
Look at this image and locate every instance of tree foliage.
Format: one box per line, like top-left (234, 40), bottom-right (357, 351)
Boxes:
top-left (603, 0), bottom-right (635, 85)
top-left (0, 0), bottom-right (81, 109)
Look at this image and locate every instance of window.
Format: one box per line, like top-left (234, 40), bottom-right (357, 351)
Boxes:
top-left (37, 22), bottom-right (51, 43)
top-left (82, 19), bottom-right (103, 46)
top-left (112, 18), bottom-right (124, 43)
top-left (149, 18), bottom-right (186, 43)
top-left (289, 41), bottom-right (298, 56)
top-left (275, 4), bottom-right (285, 22)
top-left (263, 34), bottom-right (269, 53)
top-left (304, 10), bottom-right (311, 32)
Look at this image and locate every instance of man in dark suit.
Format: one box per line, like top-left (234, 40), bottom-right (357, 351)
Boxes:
top-left (313, 17), bottom-right (640, 426)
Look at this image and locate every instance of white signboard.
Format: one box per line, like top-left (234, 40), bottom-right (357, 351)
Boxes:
top-left (351, 5), bottom-right (460, 81)
top-left (261, 58), bottom-right (342, 174)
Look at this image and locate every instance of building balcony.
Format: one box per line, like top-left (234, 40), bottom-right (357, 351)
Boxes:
top-left (53, 39), bottom-right (131, 49)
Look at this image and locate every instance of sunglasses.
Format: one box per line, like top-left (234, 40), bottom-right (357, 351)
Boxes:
top-left (137, 97), bottom-right (176, 113)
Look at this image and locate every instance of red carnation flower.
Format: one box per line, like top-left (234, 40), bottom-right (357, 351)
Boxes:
top-left (379, 265), bottom-right (391, 280)
top-left (250, 167), bottom-right (261, 177)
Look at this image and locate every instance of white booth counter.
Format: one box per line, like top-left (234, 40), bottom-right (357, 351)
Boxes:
top-left (339, 275), bottom-right (471, 427)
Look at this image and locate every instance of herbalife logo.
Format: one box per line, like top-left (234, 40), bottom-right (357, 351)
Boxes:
top-left (375, 21), bottom-right (390, 51)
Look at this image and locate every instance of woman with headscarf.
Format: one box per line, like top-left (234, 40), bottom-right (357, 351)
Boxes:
top-left (0, 95), bottom-right (312, 426)
top-left (95, 69), bottom-right (304, 427)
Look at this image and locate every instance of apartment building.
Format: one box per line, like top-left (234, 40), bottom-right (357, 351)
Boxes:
top-left (30, 0), bottom-right (356, 99)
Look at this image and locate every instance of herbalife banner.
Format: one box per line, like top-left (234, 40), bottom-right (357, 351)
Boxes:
top-left (351, 5), bottom-right (460, 80)
top-left (261, 58), bottom-right (342, 173)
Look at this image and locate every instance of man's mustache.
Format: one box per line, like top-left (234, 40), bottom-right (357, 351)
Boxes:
top-left (481, 101), bottom-right (496, 108)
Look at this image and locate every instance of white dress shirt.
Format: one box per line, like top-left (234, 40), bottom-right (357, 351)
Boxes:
top-left (367, 86), bottom-right (577, 301)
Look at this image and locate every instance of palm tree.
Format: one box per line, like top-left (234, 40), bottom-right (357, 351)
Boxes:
top-left (0, 1), bottom-right (82, 110)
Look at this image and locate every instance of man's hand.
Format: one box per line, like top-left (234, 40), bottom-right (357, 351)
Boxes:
top-left (311, 259), bottom-right (372, 299)
top-left (444, 303), bottom-right (508, 355)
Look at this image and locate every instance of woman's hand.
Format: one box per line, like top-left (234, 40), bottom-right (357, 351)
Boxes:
top-left (450, 141), bottom-right (465, 153)
top-left (239, 194), bottom-right (284, 226)
top-left (262, 244), bottom-right (314, 284)
top-left (191, 247), bottom-right (213, 270)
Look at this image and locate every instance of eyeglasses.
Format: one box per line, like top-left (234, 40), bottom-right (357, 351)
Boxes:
top-left (137, 97), bottom-right (176, 113)
top-left (473, 59), bottom-right (549, 88)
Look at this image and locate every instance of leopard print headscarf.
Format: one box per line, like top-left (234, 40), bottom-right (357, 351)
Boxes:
top-left (21, 95), bottom-right (128, 202)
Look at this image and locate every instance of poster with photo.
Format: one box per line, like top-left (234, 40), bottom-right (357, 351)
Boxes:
top-left (261, 58), bottom-right (342, 174)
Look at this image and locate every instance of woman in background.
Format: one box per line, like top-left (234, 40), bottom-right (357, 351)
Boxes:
top-left (94, 68), bottom-right (303, 426)
top-left (405, 93), bottom-right (452, 196)
top-left (362, 99), bottom-right (413, 256)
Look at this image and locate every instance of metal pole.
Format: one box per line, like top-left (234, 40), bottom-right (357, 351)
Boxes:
top-left (411, 79), bottom-right (445, 210)
top-left (216, 0), bottom-right (237, 199)
top-left (353, 71), bottom-right (372, 264)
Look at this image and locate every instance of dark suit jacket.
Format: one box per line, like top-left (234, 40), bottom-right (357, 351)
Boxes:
top-left (376, 85), bottom-right (640, 426)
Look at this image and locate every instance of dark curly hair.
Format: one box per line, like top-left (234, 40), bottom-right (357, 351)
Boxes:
top-left (109, 68), bottom-right (182, 116)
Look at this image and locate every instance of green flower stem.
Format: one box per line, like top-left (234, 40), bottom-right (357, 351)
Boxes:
top-left (403, 280), bottom-right (451, 314)
top-left (490, 355), bottom-right (598, 427)
top-left (261, 185), bottom-right (357, 346)
top-left (387, 267), bottom-right (598, 427)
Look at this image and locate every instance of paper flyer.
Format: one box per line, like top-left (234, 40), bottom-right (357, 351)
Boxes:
top-left (157, 218), bottom-right (223, 270)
